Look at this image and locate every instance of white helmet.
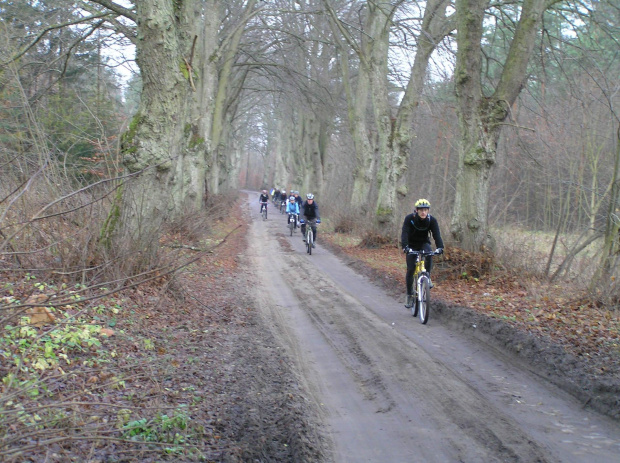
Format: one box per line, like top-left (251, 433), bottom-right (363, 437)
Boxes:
top-left (306, 193), bottom-right (314, 200)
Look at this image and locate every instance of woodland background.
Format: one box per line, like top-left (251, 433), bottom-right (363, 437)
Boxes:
top-left (2, 0), bottom-right (619, 292)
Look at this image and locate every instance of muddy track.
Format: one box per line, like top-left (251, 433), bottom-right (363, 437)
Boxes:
top-left (242, 192), bottom-right (620, 462)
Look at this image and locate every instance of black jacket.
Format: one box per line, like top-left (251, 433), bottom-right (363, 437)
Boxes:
top-left (301, 201), bottom-right (320, 220)
top-left (400, 213), bottom-right (444, 249)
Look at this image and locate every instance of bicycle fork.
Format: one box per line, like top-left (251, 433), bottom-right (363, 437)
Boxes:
top-left (414, 260), bottom-right (427, 300)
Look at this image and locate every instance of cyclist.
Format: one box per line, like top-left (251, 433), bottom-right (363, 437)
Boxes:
top-left (293, 191), bottom-right (303, 210)
top-left (259, 190), bottom-right (269, 215)
top-left (286, 196), bottom-right (300, 229)
top-left (273, 187), bottom-right (281, 205)
top-left (401, 198), bottom-right (444, 307)
top-left (276, 189), bottom-right (284, 210)
top-left (300, 193), bottom-right (320, 248)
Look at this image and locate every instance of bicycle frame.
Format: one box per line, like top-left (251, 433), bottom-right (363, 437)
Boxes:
top-left (260, 202), bottom-right (268, 219)
top-left (413, 255), bottom-right (426, 276)
top-left (300, 219), bottom-right (318, 255)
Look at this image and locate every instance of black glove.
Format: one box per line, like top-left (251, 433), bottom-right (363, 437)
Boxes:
top-left (436, 247), bottom-right (443, 255)
top-left (403, 246), bottom-right (409, 254)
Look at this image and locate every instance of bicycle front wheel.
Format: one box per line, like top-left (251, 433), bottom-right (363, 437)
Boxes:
top-left (289, 221), bottom-right (294, 236)
top-left (418, 276), bottom-right (430, 324)
top-left (411, 292), bottom-right (418, 318)
top-left (307, 229), bottom-right (313, 255)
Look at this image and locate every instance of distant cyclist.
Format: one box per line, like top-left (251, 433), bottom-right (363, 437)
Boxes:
top-left (401, 198), bottom-right (444, 305)
top-left (259, 190), bottom-right (269, 214)
top-left (301, 193), bottom-right (320, 248)
top-left (293, 191), bottom-right (303, 210)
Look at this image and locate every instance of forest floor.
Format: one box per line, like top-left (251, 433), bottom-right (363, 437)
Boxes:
top-left (1, 198), bottom-right (619, 462)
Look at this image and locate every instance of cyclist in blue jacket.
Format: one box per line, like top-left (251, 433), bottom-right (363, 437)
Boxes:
top-left (286, 196), bottom-right (300, 229)
top-left (401, 198), bottom-right (444, 307)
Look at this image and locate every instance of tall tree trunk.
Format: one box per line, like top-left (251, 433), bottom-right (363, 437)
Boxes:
top-left (593, 124), bottom-right (620, 290)
top-left (302, 111), bottom-right (326, 195)
top-left (207, 0), bottom-right (258, 194)
top-left (451, 0), bottom-right (549, 252)
top-left (376, 0), bottom-right (452, 229)
top-left (340, 49), bottom-right (375, 212)
top-left (116, 1), bottom-right (217, 263)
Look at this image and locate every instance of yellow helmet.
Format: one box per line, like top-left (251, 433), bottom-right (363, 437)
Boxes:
top-left (414, 198), bottom-right (431, 209)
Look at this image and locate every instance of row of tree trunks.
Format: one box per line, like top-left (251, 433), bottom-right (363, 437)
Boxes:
top-left (327, 0), bottom-right (452, 231)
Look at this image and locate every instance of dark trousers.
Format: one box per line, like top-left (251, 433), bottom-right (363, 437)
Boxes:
top-left (406, 242), bottom-right (432, 295)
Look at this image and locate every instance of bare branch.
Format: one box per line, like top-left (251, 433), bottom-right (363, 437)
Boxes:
top-left (2, 12), bottom-right (113, 66)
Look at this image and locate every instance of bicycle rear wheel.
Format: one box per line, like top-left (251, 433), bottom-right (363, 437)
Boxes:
top-left (418, 276), bottom-right (430, 324)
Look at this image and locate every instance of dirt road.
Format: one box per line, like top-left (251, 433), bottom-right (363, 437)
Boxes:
top-left (243, 192), bottom-right (620, 462)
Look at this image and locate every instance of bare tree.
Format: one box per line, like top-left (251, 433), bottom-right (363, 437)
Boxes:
top-left (450, 0), bottom-right (557, 252)
top-left (324, 0), bottom-right (454, 230)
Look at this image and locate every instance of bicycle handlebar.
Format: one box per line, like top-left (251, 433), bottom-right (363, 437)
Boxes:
top-left (407, 249), bottom-right (441, 256)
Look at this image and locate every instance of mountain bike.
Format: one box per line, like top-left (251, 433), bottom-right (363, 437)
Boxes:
top-left (287, 213), bottom-right (298, 236)
top-left (301, 219), bottom-right (319, 255)
top-left (260, 202), bottom-right (268, 220)
top-left (405, 249), bottom-right (441, 324)
top-left (280, 200), bottom-right (286, 214)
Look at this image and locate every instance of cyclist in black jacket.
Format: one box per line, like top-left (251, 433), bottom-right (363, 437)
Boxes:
top-left (293, 191), bottom-right (303, 209)
top-left (259, 190), bottom-right (269, 214)
top-left (301, 193), bottom-right (320, 247)
top-left (401, 198), bottom-right (444, 301)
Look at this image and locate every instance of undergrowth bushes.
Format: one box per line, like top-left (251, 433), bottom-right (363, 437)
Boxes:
top-left (0, 146), bottom-right (236, 459)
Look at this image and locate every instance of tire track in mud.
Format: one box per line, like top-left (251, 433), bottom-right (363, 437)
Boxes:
top-left (281, 263), bottom-right (397, 413)
top-left (248, 222), bottom-right (553, 462)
